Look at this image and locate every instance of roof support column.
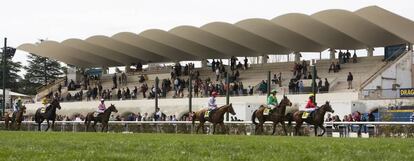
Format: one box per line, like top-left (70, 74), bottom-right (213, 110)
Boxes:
top-left (367, 48), bottom-right (374, 57)
top-left (262, 55), bottom-right (268, 64)
top-left (287, 54), bottom-right (290, 62)
top-left (102, 66), bottom-right (108, 74)
top-left (125, 65), bottom-right (131, 73)
top-left (201, 59), bottom-right (207, 68)
top-left (294, 52), bottom-right (301, 63)
top-left (408, 43), bottom-right (413, 51)
top-left (329, 48), bottom-right (336, 61)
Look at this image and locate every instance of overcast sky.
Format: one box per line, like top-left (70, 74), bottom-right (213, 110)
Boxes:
top-left (1, 0), bottom-right (413, 74)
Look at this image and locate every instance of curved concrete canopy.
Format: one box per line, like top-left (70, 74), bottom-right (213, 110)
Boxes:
top-left (170, 25), bottom-right (257, 57)
top-left (139, 29), bottom-right (222, 60)
top-left (312, 9), bottom-right (405, 47)
top-left (86, 36), bottom-right (168, 63)
top-left (62, 39), bottom-right (141, 65)
top-left (235, 18), bottom-right (324, 52)
top-left (17, 6), bottom-right (414, 68)
top-left (271, 14), bottom-right (366, 49)
top-left (202, 22), bottom-right (290, 54)
top-left (355, 6), bottom-right (414, 44)
top-left (17, 43), bottom-right (90, 67)
top-left (113, 31), bottom-right (198, 61)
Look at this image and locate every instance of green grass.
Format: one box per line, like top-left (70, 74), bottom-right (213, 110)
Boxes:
top-left (0, 132), bottom-right (413, 161)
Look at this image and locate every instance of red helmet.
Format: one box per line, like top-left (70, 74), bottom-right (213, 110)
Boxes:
top-left (211, 92), bottom-right (218, 97)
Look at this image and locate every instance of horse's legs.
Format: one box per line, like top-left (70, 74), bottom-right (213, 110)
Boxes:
top-left (314, 125), bottom-right (318, 136)
top-left (219, 122), bottom-right (226, 134)
top-left (51, 120), bottom-right (55, 131)
top-left (281, 121), bottom-right (288, 136)
top-left (45, 120), bottom-right (50, 131)
top-left (295, 122), bottom-right (302, 136)
top-left (92, 121), bottom-right (97, 132)
top-left (318, 125), bottom-right (326, 137)
top-left (272, 123), bottom-right (277, 135)
top-left (101, 123), bottom-right (106, 132)
top-left (212, 123), bottom-right (216, 134)
top-left (38, 122), bottom-right (41, 131)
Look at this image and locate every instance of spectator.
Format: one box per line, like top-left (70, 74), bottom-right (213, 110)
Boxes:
top-left (272, 74), bottom-right (278, 84)
top-left (298, 80), bottom-right (304, 93)
top-left (411, 113), bottom-right (414, 122)
top-left (335, 61), bottom-right (341, 71)
top-left (139, 75), bottom-right (145, 83)
top-left (346, 50), bottom-right (351, 63)
top-left (258, 80), bottom-right (267, 95)
top-left (353, 51), bottom-right (358, 63)
top-left (317, 78), bottom-right (323, 93)
top-left (307, 72), bottom-right (312, 80)
top-left (329, 62), bottom-right (335, 73)
top-left (112, 73), bottom-right (117, 89)
top-left (248, 85), bottom-right (253, 95)
top-left (347, 72), bottom-right (353, 89)
top-left (244, 57), bottom-right (248, 70)
top-left (324, 78), bottom-right (330, 92)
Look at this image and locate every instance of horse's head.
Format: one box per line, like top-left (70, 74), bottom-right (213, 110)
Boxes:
top-left (280, 95), bottom-right (292, 107)
top-left (51, 99), bottom-right (61, 110)
top-left (321, 101), bottom-right (334, 113)
top-left (227, 103), bottom-right (236, 115)
top-left (108, 104), bottom-right (118, 113)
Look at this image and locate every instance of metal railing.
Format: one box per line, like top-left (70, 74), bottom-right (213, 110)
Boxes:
top-left (1, 121), bottom-right (414, 138)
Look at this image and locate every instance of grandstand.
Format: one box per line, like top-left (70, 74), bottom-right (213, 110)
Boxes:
top-left (15, 6), bottom-right (414, 121)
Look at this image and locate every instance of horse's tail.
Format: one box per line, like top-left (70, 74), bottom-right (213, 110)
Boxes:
top-left (84, 114), bottom-right (88, 124)
top-left (251, 110), bottom-right (258, 125)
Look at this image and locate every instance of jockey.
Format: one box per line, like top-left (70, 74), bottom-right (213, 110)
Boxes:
top-left (13, 97), bottom-right (22, 112)
top-left (267, 89), bottom-right (278, 109)
top-left (305, 94), bottom-right (316, 112)
top-left (208, 91), bottom-right (218, 111)
top-left (97, 99), bottom-right (106, 113)
top-left (41, 98), bottom-right (49, 108)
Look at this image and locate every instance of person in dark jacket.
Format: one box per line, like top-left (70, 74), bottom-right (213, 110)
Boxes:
top-left (347, 72), bottom-right (353, 89)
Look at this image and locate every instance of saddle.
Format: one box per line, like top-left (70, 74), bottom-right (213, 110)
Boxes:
top-left (263, 108), bottom-right (271, 116)
top-left (93, 112), bottom-right (100, 117)
top-left (40, 108), bottom-right (46, 114)
top-left (204, 110), bottom-right (210, 119)
top-left (302, 109), bottom-right (317, 119)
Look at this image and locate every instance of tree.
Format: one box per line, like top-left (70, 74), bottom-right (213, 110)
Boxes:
top-left (24, 53), bottom-right (64, 86)
top-left (0, 50), bottom-right (22, 92)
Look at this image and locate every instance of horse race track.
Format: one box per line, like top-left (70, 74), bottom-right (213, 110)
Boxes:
top-left (0, 132), bottom-right (413, 161)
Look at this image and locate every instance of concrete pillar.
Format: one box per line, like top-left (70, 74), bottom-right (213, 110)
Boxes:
top-left (125, 65), bottom-right (131, 73)
top-left (102, 67), bottom-right (108, 74)
top-left (294, 52), bottom-right (301, 62)
top-left (287, 54), bottom-right (290, 62)
top-left (319, 52), bottom-right (322, 60)
top-left (408, 43), bottom-right (413, 51)
top-left (367, 48), bottom-right (374, 57)
top-left (261, 55), bottom-right (268, 64)
top-left (201, 59), bottom-right (207, 68)
top-left (329, 48), bottom-right (336, 61)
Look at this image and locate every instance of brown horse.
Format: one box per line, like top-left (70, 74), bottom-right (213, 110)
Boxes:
top-left (35, 99), bottom-right (61, 131)
top-left (251, 96), bottom-right (292, 135)
top-left (4, 106), bottom-right (27, 130)
top-left (292, 101), bottom-right (334, 136)
top-left (192, 104), bottom-right (236, 134)
top-left (85, 104), bottom-right (118, 132)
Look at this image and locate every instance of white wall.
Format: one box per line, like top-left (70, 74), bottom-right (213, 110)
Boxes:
top-left (363, 51), bottom-right (413, 98)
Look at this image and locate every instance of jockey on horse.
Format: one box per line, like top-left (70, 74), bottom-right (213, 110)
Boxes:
top-left (264, 89), bottom-right (278, 115)
top-left (12, 97), bottom-right (23, 118)
top-left (206, 91), bottom-right (218, 118)
top-left (96, 99), bottom-right (106, 116)
top-left (302, 94), bottom-right (316, 119)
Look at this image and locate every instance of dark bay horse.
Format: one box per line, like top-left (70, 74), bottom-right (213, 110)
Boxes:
top-left (292, 101), bottom-right (334, 136)
top-left (251, 96), bottom-right (292, 135)
top-left (85, 104), bottom-right (118, 132)
top-left (35, 99), bottom-right (61, 131)
top-left (192, 104), bottom-right (236, 134)
top-left (4, 106), bottom-right (27, 130)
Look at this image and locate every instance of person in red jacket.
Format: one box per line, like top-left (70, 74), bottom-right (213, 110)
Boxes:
top-left (303, 94), bottom-right (317, 118)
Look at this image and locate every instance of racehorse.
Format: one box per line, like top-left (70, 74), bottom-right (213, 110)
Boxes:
top-left (4, 106), bottom-right (27, 130)
top-left (35, 99), bottom-right (61, 131)
top-left (251, 96), bottom-right (292, 135)
top-left (292, 101), bottom-right (334, 136)
top-left (192, 104), bottom-right (236, 134)
top-left (85, 104), bottom-right (118, 132)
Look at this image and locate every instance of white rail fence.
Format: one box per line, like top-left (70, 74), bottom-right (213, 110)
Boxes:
top-left (1, 121), bottom-right (414, 138)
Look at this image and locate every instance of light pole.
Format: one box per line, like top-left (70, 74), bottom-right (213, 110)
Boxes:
top-left (311, 59), bottom-right (317, 103)
top-left (2, 38), bottom-right (6, 116)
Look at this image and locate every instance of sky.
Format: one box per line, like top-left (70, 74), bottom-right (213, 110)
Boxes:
top-left (1, 0), bottom-right (413, 75)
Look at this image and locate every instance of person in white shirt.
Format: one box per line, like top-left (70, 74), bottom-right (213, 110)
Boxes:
top-left (206, 92), bottom-right (219, 118)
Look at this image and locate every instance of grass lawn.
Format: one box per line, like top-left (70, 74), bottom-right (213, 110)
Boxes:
top-left (0, 131), bottom-right (413, 161)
